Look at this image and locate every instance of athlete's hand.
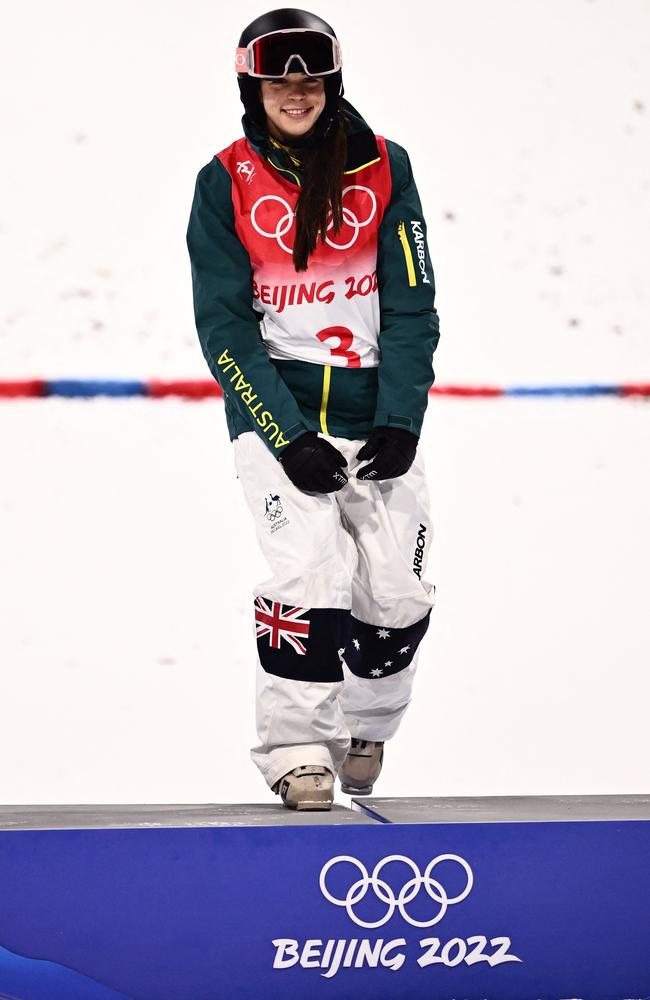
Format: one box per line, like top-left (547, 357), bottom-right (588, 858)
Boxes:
top-left (279, 432), bottom-right (349, 493)
top-left (356, 426), bottom-right (419, 481)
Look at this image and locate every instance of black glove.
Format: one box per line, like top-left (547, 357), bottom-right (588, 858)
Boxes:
top-left (279, 432), bottom-right (349, 493)
top-left (356, 426), bottom-right (419, 481)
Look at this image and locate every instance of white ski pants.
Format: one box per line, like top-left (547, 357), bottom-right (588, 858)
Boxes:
top-left (232, 430), bottom-right (436, 790)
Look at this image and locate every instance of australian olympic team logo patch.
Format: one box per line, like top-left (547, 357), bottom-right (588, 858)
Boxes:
top-left (264, 493), bottom-right (283, 520)
top-left (264, 492), bottom-right (290, 533)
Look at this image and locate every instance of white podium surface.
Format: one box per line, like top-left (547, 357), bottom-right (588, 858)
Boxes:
top-left (353, 793), bottom-right (650, 824)
top-left (0, 802), bottom-right (378, 830)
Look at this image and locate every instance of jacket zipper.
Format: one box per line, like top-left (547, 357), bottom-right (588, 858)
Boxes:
top-left (267, 158), bottom-right (302, 187)
top-left (397, 221), bottom-right (417, 287)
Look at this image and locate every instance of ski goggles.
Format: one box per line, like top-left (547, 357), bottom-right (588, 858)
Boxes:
top-left (235, 28), bottom-right (343, 79)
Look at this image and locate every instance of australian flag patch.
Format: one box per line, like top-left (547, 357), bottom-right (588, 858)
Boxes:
top-left (342, 610), bottom-right (432, 678)
top-left (254, 596), bottom-right (351, 682)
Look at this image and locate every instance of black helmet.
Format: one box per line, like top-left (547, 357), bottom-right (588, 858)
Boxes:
top-left (237, 7), bottom-right (344, 146)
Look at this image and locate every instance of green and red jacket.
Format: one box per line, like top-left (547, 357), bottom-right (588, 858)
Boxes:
top-left (186, 98), bottom-right (440, 456)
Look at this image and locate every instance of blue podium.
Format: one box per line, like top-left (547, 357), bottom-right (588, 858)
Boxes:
top-left (0, 796), bottom-right (649, 999)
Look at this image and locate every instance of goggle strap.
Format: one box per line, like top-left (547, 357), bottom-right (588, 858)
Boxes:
top-left (235, 47), bottom-right (249, 73)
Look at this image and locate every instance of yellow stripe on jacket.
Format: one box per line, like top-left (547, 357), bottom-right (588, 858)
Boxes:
top-left (319, 365), bottom-right (332, 435)
top-left (397, 221), bottom-right (417, 287)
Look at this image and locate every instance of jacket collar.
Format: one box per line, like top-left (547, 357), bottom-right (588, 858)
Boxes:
top-left (242, 98), bottom-right (380, 186)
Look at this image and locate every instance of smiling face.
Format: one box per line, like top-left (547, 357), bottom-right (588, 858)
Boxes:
top-left (259, 72), bottom-right (326, 144)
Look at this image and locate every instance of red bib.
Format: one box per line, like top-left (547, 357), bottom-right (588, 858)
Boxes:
top-left (217, 135), bottom-right (392, 369)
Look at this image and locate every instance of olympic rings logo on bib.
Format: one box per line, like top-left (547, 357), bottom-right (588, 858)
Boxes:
top-left (250, 185), bottom-right (377, 253)
top-left (319, 854), bottom-right (474, 929)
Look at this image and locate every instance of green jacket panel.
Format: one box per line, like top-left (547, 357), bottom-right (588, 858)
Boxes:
top-left (374, 140), bottom-right (440, 435)
top-left (186, 158), bottom-right (311, 454)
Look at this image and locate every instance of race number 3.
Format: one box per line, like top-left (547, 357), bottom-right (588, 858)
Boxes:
top-left (316, 326), bottom-right (361, 368)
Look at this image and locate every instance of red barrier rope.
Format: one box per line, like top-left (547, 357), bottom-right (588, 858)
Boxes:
top-left (0, 380), bottom-right (46, 398)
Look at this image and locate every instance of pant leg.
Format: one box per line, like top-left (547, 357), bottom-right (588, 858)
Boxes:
top-left (232, 431), bottom-right (355, 789)
top-left (330, 436), bottom-right (436, 741)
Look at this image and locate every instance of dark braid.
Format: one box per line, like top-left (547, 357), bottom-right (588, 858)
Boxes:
top-left (292, 111), bottom-right (348, 272)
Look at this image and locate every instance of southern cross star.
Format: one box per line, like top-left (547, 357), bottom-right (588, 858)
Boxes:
top-left (352, 638), bottom-right (360, 650)
top-left (384, 660), bottom-right (393, 667)
top-left (370, 667), bottom-right (384, 677)
top-left (398, 645), bottom-right (411, 654)
top-left (376, 628), bottom-right (391, 639)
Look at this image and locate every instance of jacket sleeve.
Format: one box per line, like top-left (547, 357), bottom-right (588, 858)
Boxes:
top-left (374, 140), bottom-right (441, 436)
top-left (186, 157), bottom-right (311, 456)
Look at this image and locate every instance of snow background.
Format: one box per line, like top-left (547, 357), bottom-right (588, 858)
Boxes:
top-left (1, 0), bottom-right (648, 803)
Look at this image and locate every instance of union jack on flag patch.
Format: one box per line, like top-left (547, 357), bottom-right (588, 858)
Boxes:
top-left (254, 597), bottom-right (311, 655)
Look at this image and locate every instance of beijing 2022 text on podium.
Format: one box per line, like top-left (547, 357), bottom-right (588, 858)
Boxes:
top-left (0, 795), bottom-right (649, 999)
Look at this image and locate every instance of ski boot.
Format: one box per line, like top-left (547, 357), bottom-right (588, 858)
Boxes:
top-left (272, 765), bottom-right (334, 811)
top-left (339, 739), bottom-right (384, 795)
